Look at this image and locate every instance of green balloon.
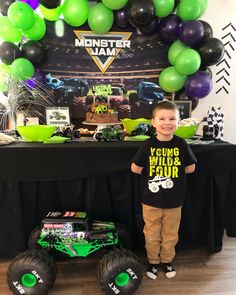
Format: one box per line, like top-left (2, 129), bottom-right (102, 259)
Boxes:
top-left (153, 0), bottom-right (175, 18)
top-left (39, 4), bottom-right (61, 21)
top-left (0, 63), bottom-right (12, 76)
top-left (88, 3), bottom-right (114, 34)
top-left (177, 0), bottom-right (202, 21)
top-left (8, 2), bottom-right (35, 31)
top-left (168, 40), bottom-right (189, 65)
top-left (23, 14), bottom-right (46, 41)
top-left (62, 0), bottom-right (89, 27)
top-left (0, 16), bottom-right (22, 43)
top-left (0, 64), bottom-right (11, 92)
top-left (10, 58), bottom-right (34, 81)
top-left (102, 0), bottom-right (128, 10)
top-left (175, 48), bottom-right (201, 75)
top-left (159, 66), bottom-right (186, 93)
top-left (196, 0), bottom-right (208, 18)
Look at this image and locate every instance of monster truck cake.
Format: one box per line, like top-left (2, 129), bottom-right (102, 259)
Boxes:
top-left (85, 102), bottom-right (119, 124)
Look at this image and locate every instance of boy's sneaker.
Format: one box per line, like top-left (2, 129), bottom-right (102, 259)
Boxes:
top-left (162, 263), bottom-right (176, 278)
top-left (146, 264), bottom-right (160, 280)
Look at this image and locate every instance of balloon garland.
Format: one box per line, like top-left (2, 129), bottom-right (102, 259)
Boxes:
top-left (0, 0), bottom-right (225, 102)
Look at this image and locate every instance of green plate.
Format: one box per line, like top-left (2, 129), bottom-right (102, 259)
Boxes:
top-left (43, 136), bottom-right (70, 144)
top-left (126, 135), bottom-right (150, 141)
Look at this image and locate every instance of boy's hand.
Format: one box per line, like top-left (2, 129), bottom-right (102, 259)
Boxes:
top-left (185, 163), bottom-right (196, 174)
top-left (131, 163), bottom-right (143, 175)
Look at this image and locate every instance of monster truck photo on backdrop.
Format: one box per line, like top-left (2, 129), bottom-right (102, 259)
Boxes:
top-left (7, 211), bottom-right (143, 295)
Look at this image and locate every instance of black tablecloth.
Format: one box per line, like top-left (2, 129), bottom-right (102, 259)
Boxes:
top-left (0, 140), bottom-right (236, 256)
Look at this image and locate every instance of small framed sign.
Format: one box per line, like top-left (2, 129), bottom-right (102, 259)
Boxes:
top-left (174, 101), bottom-right (192, 119)
top-left (46, 107), bottom-right (70, 126)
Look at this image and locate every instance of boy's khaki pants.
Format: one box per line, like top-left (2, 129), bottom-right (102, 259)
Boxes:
top-left (142, 203), bottom-right (182, 264)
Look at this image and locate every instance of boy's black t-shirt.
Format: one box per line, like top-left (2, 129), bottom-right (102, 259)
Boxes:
top-left (132, 135), bottom-right (197, 209)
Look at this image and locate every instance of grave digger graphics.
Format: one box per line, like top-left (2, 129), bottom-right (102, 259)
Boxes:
top-left (7, 211), bottom-right (143, 295)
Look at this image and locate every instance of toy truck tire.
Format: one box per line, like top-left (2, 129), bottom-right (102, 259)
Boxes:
top-left (97, 248), bottom-right (143, 295)
top-left (130, 130), bottom-right (137, 137)
top-left (116, 132), bottom-right (125, 141)
top-left (28, 226), bottom-right (68, 258)
top-left (116, 223), bottom-right (133, 250)
top-left (95, 132), bottom-right (103, 141)
top-left (28, 225), bottom-right (42, 250)
top-left (7, 250), bottom-right (56, 295)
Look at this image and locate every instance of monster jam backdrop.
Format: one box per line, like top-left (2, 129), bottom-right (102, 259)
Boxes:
top-left (40, 20), bottom-right (170, 127)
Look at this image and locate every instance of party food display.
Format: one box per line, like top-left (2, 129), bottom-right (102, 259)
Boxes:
top-left (7, 211), bottom-right (143, 295)
top-left (85, 102), bottom-right (119, 124)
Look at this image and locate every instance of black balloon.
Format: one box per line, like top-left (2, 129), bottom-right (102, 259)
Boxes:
top-left (138, 18), bottom-right (159, 36)
top-left (21, 41), bottom-right (47, 66)
top-left (126, 0), bottom-right (155, 27)
top-left (0, 42), bottom-right (21, 65)
top-left (0, 0), bottom-right (14, 15)
top-left (174, 89), bottom-right (199, 111)
top-left (195, 37), bottom-right (225, 66)
top-left (115, 9), bottom-right (130, 29)
top-left (39, 0), bottom-right (61, 9)
top-left (199, 20), bottom-right (213, 42)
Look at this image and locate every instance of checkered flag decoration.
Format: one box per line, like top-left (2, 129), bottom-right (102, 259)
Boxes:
top-left (206, 106), bottom-right (224, 139)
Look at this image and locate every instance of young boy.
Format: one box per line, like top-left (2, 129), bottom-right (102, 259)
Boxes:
top-left (131, 101), bottom-right (196, 279)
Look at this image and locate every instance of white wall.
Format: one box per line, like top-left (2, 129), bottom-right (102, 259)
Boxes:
top-left (192, 0), bottom-right (236, 143)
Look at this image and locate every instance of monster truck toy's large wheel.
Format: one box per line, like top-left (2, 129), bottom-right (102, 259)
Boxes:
top-left (116, 223), bottom-right (133, 250)
top-left (7, 250), bottom-right (57, 295)
top-left (130, 130), bottom-right (137, 136)
top-left (116, 132), bottom-right (125, 141)
top-left (97, 249), bottom-right (143, 295)
top-left (95, 132), bottom-right (103, 141)
top-left (28, 225), bottom-right (42, 250)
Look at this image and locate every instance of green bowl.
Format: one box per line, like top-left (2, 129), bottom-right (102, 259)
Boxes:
top-left (121, 118), bottom-right (151, 134)
top-left (16, 125), bottom-right (56, 142)
top-left (174, 125), bottom-right (198, 139)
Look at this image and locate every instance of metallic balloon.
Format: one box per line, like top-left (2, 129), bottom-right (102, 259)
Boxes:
top-left (39, 0), bottom-right (61, 9)
top-left (138, 18), bottom-right (159, 36)
top-left (0, 42), bottom-right (22, 65)
top-left (185, 71), bottom-right (213, 99)
top-left (16, 0), bottom-right (39, 10)
top-left (158, 14), bottom-right (182, 42)
top-left (126, 0), bottom-right (155, 27)
top-left (195, 37), bottom-right (225, 66)
top-left (115, 9), bottom-right (130, 28)
top-left (0, 0), bottom-right (14, 15)
top-left (199, 20), bottom-right (213, 42)
top-left (21, 41), bottom-right (47, 66)
top-left (178, 20), bottom-right (204, 46)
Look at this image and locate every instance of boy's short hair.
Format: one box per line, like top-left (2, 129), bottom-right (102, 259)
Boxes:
top-left (152, 100), bottom-right (179, 118)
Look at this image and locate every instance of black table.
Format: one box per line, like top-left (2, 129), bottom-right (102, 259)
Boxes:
top-left (0, 140), bottom-right (236, 256)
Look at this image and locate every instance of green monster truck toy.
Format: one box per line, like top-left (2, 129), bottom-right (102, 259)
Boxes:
top-left (7, 211), bottom-right (143, 295)
top-left (95, 126), bottom-right (125, 142)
